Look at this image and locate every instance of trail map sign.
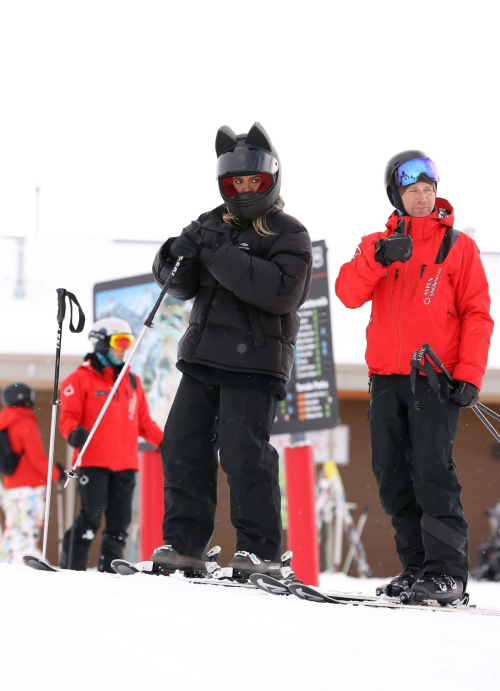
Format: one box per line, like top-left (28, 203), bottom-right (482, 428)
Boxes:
top-left (272, 240), bottom-right (339, 435)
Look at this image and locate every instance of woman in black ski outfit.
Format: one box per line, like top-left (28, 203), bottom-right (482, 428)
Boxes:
top-left (151, 122), bottom-right (312, 578)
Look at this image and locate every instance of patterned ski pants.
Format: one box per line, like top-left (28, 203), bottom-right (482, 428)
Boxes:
top-left (0, 486), bottom-right (46, 564)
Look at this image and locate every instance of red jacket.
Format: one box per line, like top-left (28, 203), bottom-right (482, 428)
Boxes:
top-left (335, 199), bottom-right (494, 390)
top-left (0, 407), bottom-right (61, 489)
top-left (59, 358), bottom-right (163, 472)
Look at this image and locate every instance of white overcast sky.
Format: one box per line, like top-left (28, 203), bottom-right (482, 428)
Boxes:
top-left (0, 1), bottom-right (498, 367)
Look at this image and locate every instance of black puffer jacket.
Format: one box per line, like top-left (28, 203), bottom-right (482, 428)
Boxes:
top-left (153, 205), bottom-right (312, 381)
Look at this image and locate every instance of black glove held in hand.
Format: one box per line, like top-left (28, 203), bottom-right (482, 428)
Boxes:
top-left (170, 230), bottom-right (202, 260)
top-left (68, 425), bottom-right (90, 449)
top-left (213, 222), bottom-right (238, 249)
top-left (199, 223), bottom-right (238, 267)
top-left (375, 220), bottom-right (413, 266)
top-left (55, 463), bottom-right (66, 482)
top-left (450, 381), bottom-right (479, 408)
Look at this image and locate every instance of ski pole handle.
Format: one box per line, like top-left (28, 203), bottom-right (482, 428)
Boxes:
top-left (420, 344), bottom-right (500, 442)
top-left (144, 255), bottom-right (183, 327)
top-left (420, 343), bottom-right (455, 385)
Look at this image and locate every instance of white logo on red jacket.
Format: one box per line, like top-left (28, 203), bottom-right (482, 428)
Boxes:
top-left (129, 391), bottom-right (137, 420)
top-left (423, 267), bottom-right (442, 305)
top-left (352, 245), bottom-right (362, 260)
top-left (63, 384), bottom-right (75, 397)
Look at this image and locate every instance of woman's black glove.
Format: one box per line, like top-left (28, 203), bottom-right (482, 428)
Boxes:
top-left (450, 381), bottom-right (480, 408)
top-left (170, 230), bottom-right (202, 260)
top-left (199, 223), bottom-right (238, 267)
top-left (68, 425), bottom-right (90, 449)
top-left (375, 220), bottom-right (413, 266)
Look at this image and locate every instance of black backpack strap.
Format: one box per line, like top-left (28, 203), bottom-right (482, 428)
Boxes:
top-left (128, 372), bottom-right (137, 389)
top-left (434, 228), bottom-right (461, 264)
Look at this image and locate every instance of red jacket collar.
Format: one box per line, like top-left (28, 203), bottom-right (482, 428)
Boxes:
top-left (386, 198), bottom-right (455, 240)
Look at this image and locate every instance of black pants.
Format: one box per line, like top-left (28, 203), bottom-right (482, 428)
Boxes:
top-left (161, 374), bottom-right (281, 561)
top-left (60, 467), bottom-right (136, 573)
top-left (370, 374), bottom-right (468, 581)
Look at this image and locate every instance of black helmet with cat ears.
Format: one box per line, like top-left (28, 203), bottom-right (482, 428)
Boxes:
top-left (216, 122), bottom-right (281, 222)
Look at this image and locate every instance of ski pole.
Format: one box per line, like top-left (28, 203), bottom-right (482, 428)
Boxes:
top-left (56, 483), bottom-right (64, 555)
top-left (67, 481), bottom-right (79, 569)
top-left (420, 344), bottom-right (500, 444)
top-left (64, 255), bottom-right (185, 488)
top-left (42, 289), bottom-right (85, 560)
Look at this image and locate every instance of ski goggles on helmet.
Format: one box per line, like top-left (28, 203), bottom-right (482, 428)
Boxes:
top-left (217, 147), bottom-right (279, 179)
top-left (220, 172), bottom-right (273, 197)
top-left (109, 333), bottom-right (134, 351)
top-left (396, 158), bottom-right (439, 187)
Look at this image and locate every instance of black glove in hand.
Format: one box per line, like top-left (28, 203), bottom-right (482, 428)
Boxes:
top-left (213, 222), bottom-right (238, 249)
top-left (199, 223), bottom-right (237, 267)
top-left (170, 230), bottom-right (202, 260)
top-left (375, 220), bottom-right (413, 267)
top-left (68, 425), bottom-right (90, 449)
top-left (55, 463), bottom-right (66, 482)
top-left (450, 381), bottom-right (480, 408)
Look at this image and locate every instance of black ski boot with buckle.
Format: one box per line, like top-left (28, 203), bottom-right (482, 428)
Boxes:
top-left (406, 572), bottom-right (465, 605)
top-left (213, 550), bottom-right (295, 583)
top-left (376, 564), bottom-right (423, 597)
top-left (150, 545), bottom-right (220, 578)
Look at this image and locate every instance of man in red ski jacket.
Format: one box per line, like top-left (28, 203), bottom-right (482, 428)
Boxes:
top-left (59, 317), bottom-right (163, 572)
top-left (336, 151), bottom-right (494, 604)
top-left (0, 383), bottom-right (63, 563)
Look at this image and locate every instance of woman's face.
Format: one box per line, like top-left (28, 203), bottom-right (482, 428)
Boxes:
top-left (232, 174), bottom-right (262, 194)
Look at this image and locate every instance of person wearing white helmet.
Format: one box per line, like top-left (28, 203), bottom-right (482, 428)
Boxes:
top-left (58, 317), bottom-right (163, 572)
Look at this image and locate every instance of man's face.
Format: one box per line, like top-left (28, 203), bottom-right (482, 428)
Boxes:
top-left (400, 181), bottom-right (436, 217)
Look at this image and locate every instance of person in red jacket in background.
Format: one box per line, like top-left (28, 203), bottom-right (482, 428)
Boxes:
top-left (336, 151), bottom-right (494, 604)
top-left (0, 383), bottom-right (64, 564)
top-left (59, 317), bottom-right (163, 572)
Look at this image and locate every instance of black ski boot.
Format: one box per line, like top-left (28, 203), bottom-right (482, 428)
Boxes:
top-left (151, 545), bottom-right (216, 577)
top-left (224, 550), bottom-right (295, 581)
top-left (376, 564), bottom-right (423, 597)
top-left (408, 572), bottom-right (464, 605)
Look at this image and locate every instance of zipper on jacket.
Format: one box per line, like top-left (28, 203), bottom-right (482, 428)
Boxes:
top-left (410, 265), bottom-right (426, 303)
top-left (390, 269), bottom-right (399, 319)
top-left (397, 263), bottom-right (409, 373)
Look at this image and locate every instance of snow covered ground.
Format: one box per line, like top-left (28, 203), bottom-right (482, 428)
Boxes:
top-left (1, 564), bottom-right (499, 691)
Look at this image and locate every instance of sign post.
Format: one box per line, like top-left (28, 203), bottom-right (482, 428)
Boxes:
top-left (276, 241), bottom-right (338, 584)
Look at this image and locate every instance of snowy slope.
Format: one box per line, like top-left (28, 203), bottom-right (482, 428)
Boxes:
top-left (1, 564), bottom-right (499, 691)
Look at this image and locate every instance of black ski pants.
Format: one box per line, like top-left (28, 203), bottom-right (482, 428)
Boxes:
top-left (60, 467), bottom-right (136, 573)
top-left (161, 374), bottom-right (281, 561)
top-left (370, 374), bottom-right (468, 581)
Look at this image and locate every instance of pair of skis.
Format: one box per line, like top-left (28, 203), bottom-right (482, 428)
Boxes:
top-left (249, 574), bottom-right (500, 617)
top-left (22, 554), bottom-right (500, 616)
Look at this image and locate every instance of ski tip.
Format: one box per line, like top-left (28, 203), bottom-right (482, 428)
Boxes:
top-left (111, 559), bottom-right (139, 575)
top-left (248, 573), bottom-right (291, 594)
top-left (22, 555), bottom-right (58, 572)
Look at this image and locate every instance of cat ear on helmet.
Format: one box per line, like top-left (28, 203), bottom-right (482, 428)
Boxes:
top-left (215, 126), bottom-right (238, 156)
top-left (245, 122), bottom-right (272, 151)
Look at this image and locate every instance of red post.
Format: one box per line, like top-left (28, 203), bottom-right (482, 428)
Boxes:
top-left (139, 450), bottom-right (164, 561)
top-left (284, 444), bottom-right (319, 586)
